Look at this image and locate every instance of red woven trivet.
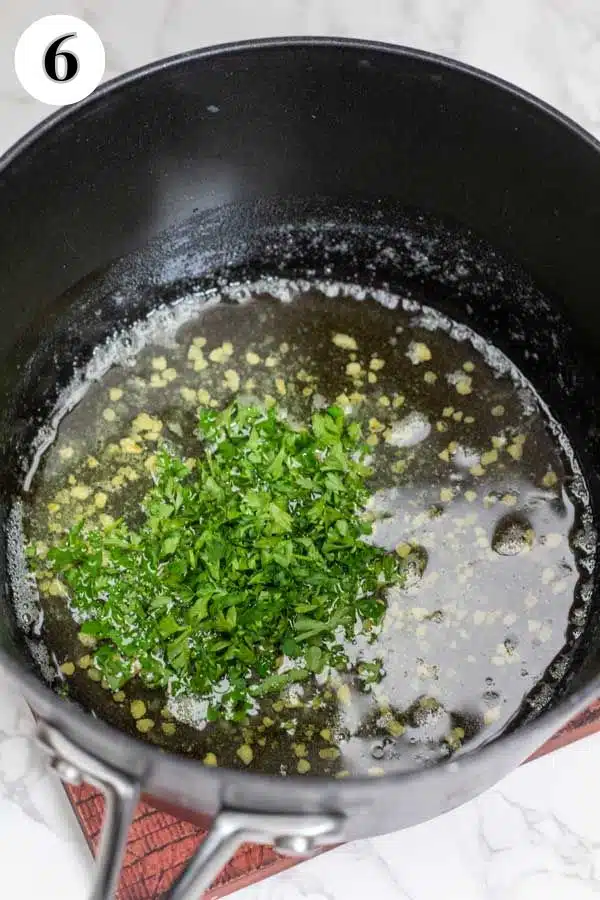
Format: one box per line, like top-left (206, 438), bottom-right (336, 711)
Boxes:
top-left (66, 698), bottom-right (600, 899)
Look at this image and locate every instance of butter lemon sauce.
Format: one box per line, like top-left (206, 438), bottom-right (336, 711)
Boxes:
top-left (14, 280), bottom-right (595, 776)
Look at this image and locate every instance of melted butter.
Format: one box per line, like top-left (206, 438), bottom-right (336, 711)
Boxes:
top-left (19, 283), bottom-right (594, 776)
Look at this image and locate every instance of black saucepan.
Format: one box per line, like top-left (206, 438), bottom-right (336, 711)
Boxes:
top-left (1, 38), bottom-right (600, 900)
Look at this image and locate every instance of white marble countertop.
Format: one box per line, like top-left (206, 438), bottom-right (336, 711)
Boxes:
top-left (1, 1), bottom-right (600, 899)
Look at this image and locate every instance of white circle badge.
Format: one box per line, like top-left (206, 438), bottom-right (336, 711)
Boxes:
top-left (15, 15), bottom-right (105, 106)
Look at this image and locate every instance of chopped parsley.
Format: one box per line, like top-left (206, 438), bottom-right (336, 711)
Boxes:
top-left (46, 401), bottom-right (407, 719)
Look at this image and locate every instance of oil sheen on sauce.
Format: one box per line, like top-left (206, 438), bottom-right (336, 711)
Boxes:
top-left (19, 282), bottom-right (594, 777)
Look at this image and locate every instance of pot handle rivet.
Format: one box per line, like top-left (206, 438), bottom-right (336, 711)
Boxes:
top-left (48, 756), bottom-right (83, 785)
top-left (274, 834), bottom-right (315, 856)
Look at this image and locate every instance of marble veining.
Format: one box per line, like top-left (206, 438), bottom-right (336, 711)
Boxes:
top-left (1, 1), bottom-right (600, 898)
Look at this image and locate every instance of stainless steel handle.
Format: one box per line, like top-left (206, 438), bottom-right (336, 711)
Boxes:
top-left (36, 722), bottom-right (141, 900)
top-left (164, 809), bottom-right (344, 900)
top-left (87, 780), bottom-right (139, 900)
top-left (36, 722), bottom-right (344, 900)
